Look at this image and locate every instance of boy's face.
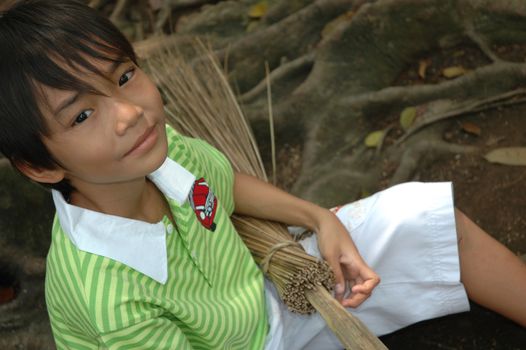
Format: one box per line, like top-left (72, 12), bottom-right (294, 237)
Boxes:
top-left (35, 57), bottom-right (168, 189)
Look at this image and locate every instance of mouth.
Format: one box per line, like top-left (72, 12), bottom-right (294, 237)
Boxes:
top-left (124, 125), bottom-right (158, 157)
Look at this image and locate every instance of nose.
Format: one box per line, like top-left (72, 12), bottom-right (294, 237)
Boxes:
top-left (113, 99), bottom-right (144, 136)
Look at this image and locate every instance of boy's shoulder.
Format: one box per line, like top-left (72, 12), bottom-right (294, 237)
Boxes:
top-left (45, 217), bottom-right (95, 332)
top-left (46, 218), bottom-right (152, 333)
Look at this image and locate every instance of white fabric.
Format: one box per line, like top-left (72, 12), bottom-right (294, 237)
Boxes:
top-left (265, 182), bottom-right (470, 350)
top-left (51, 157), bottom-right (196, 284)
top-left (263, 280), bottom-right (285, 350)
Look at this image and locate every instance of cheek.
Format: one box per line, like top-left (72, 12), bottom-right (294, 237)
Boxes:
top-left (47, 136), bottom-right (113, 169)
top-left (148, 86), bottom-right (164, 112)
top-left (139, 76), bottom-right (164, 110)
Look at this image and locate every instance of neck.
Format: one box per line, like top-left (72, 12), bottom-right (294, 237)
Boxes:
top-left (69, 177), bottom-right (167, 223)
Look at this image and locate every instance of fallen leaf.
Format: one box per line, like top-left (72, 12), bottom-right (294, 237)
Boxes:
top-left (400, 107), bottom-right (417, 130)
top-left (442, 66), bottom-right (467, 78)
top-left (484, 147), bottom-right (526, 166)
top-left (461, 122), bottom-right (481, 136)
top-left (248, 1), bottom-right (268, 19)
top-left (364, 130), bottom-right (385, 148)
top-left (418, 59), bottom-right (431, 79)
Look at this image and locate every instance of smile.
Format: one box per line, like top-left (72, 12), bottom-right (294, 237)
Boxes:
top-left (124, 125), bottom-right (158, 157)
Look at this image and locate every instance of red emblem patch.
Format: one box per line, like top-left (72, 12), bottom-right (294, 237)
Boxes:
top-left (188, 177), bottom-right (217, 231)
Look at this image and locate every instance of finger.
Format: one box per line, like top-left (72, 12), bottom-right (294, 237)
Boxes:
top-left (342, 292), bottom-right (371, 308)
top-left (351, 278), bottom-right (379, 294)
top-left (326, 257), bottom-right (345, 302)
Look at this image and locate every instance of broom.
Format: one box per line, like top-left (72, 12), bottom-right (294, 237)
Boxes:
top-left (144, 39), bottom-right (387, 350)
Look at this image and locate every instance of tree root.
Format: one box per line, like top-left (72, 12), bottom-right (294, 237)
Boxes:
top-left (238, 52), bottom-right (316, 103)
top-left (154, 3), bottom-right (172, 33)
top-left (216, 0), bottom-right (356, 92)
top-left (89, 0), bottom-right (105, 9)
top-left (399, 87), bottom-right (526, 143)
top-left (335, 61), bottom-right (526, 121)
top-left (110, 0), bottom-right (129, 22)
top-left (262, 0), bottom-right (318, 25)
top-left (389, 138), bottom-right (479, 186)
top-left (133, 33), bottom-right (198, 59)
top-left (464, 20), bottom-right (503, 63)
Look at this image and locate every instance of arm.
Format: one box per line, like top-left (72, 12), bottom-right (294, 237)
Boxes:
top-left (233, 172), bottom-right (380, 308)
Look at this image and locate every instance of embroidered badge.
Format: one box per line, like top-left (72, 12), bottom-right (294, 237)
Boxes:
top-left (188, 177), bottom-right (217, 232)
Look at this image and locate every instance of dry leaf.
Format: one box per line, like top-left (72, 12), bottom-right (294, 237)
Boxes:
top-left (364, 130), bottom-right (385, 148)
top-left (418, 59), bottom-right (431, 79)
top-left (461, 122), bottom-right (481, 136)
top-left (442, 66), bottom-right (467, 78)
top-left (400, 107), bottom-right (417, 130)
top-left (248, 1), bottom-right (268, 19)
top-left (484, 147), bottom-right (526, 166)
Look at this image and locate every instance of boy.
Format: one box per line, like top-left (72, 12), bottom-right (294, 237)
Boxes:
top-left (0, 1), bottom-right (524, 349)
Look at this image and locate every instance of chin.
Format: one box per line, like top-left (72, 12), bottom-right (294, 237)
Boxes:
top-left (150, 137), bottom-right (168, 172)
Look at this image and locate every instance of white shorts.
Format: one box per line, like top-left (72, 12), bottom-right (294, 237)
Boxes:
top-left (264, 182), bottom-right (470, 350)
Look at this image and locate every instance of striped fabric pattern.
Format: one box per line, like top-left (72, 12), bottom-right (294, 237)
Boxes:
top-left (45, 125), bottom-right (268, 349)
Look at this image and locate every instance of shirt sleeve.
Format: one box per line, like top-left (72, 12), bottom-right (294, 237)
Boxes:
top-left (99, 317), bottom-right (194, 349)
top-left (49, 308), bottom-right (193, 350)
top-left (48, 308), bottom-right (100, 350)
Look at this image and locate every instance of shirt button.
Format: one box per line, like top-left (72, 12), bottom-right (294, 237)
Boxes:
top-left (166, 224), bottom-right (174, 234)
top-left (192, 251), bottom-right (197, 259)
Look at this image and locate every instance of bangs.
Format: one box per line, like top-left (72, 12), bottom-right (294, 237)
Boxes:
top-left (29, 41), bottom-right (133, 119)
top-left (0, 0), bottom-right (137, 135)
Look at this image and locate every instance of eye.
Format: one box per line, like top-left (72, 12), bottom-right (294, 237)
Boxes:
top-left (72, 109), bottom-right (93, 126)
top-left (119, 69), bottom-right (135, 86)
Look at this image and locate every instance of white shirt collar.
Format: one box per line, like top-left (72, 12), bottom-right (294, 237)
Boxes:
top-left (52, 157), bottom-right (196, 285)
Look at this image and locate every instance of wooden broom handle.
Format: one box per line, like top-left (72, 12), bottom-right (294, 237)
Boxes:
top-left (306, 286), bottom-right (388, 349)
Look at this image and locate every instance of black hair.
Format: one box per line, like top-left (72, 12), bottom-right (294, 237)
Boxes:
top-left (0, 0), bottom-right (137, 196)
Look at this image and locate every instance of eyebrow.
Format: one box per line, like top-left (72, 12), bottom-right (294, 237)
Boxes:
top-left (107, 60), bottom-right (123, 75)
top-left (52, 60), bottom-right (125, 115)
top-left (54, 92), bottom-right (81, 116)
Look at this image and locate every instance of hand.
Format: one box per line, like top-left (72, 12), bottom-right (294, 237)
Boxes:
top-left (314, 209), bottom-right (380, 308)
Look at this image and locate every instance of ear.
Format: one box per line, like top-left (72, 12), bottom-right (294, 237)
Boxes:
top-left (14, 161), bottom-right (66, 184)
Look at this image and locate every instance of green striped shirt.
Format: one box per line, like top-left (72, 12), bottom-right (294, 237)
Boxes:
top-left (45, 125), bottom-right (268, 349)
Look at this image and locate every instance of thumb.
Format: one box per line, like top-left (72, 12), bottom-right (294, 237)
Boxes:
top-left (327, 257), bottom-right (345, 302)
